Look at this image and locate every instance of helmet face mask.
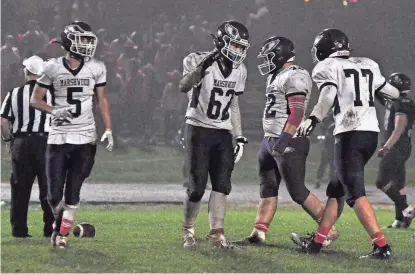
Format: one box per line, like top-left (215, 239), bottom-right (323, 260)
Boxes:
top-left (215, 21), bottom-right (250, 68)
top-left (257, 37), bottom-right (295, 75)
top-left (220, 35), bottom-right (249, 66)
top-left (63, 23), bottom-right (97, 59)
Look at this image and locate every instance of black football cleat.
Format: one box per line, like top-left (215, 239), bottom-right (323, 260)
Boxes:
top-left (359, 244), bottom-right (392, 260)
top-left (290, 233), bottom-right (322, 254)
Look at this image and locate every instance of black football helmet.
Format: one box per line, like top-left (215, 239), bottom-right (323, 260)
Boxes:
top-left (257, 36), bottom-right (295, 75)
top-left (311, 28), bottom-right (351, 63)
top-left (213, 21), bottom-right (250, 67)
top-left (388, 72), bottom-right (411, 93)
top-left (61, 21), bottom-right (97, 59)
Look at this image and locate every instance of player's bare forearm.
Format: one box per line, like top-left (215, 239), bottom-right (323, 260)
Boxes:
top-left (310, 85), bottom-right (337, 121)
top-left (384, 114), bottom-right (406, 149)
top-left (96, 86), bottom-right (112, 130)
top-left (1, 118), bottom-right (11, 139)
top-left (230, 96), bottom-right (242, 137)
top-left (30, 85), bottom-right (54, 114)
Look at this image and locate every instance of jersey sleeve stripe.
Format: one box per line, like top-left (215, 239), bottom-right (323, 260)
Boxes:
top-left (37, 82), bottom-right (52, 89)
top-left (94, 82), bottom-right (107, 87)
top-left (374, 80), bottom-right (387, 94)
top-left (286, 92), bottom-right (307, 97)
top-left (319, 82), bottom-right (338, 92)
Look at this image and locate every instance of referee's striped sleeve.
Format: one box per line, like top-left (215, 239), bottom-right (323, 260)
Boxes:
top-left (0, 90), bottom-right (12, 119)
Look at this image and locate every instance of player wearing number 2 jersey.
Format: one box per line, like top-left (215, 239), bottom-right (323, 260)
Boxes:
top-left (30, 21), bottom-right (113, 249)
top-left (244, 36), bottom-right (339, 247)
top-left (292, 28), bottom-right (400, 259)
top-left (179, 21), bottom-right (249, 249)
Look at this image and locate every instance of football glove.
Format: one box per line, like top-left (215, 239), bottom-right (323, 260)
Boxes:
top-left (234, 136), bottom-right (248, 164)
top-left (100, 130), bottom-right (114, 151)
top-left (51, 106), bottom-right (73, 120)
top-left (377, 145), bottom-right (390, 158)
top-left (297, 116), bottom-right (319, 137)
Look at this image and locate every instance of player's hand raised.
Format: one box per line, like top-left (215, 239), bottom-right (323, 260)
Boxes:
top-left (100, 130), bottom-right (114, 151)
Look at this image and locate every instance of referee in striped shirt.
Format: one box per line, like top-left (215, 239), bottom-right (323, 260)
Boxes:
top-left (1, 56), bottom-right (54, 238)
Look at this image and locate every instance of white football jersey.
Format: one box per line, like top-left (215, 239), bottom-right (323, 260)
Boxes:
top-left (182, 52), bottom-right (247, 131)
top-left (263, 65), bottom-right (312, 137)
top-left (37, 57), bottom-right (106, 144)
top-left (312, 57), bottom-right (386, 135)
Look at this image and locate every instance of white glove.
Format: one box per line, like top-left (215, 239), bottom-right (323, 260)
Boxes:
top-left (51, 106), bottom-right (73, 120)
top-left (297, 116), bottom-right (319, 137)
top-left (100, 130), bottom-right (114, 151)
top-left (234, 136), bottom-right (248, 164)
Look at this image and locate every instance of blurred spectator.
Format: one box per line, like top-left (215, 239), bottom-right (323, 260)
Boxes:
top-left (1, 35), bottom-right (21, 94)
top-left (161, 70), bottom-right (187, 145)
top-left (22, 20), bottom-right (48, 58)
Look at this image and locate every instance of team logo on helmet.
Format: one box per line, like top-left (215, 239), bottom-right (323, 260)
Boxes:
top-left (224, 23), bottom-right (240, 40)
top-left (261, 39), bottom-right (279, 54)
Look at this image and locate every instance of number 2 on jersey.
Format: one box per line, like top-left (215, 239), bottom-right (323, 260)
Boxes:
top-left (344, 69), bottom-right (375, 107)
top-left (67, 87), bottom-right (83, 117)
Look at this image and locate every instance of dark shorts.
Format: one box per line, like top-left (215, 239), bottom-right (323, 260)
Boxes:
top-left (330, 131), bottom-right (378, 207)
top-left (257, 136), bottom-right (310, 202)
top-left (186, 124), bottom-right (234, 200)
top-left (376, 140), bottom-right (412, 190)
top-left (46, 143), bottom-right (97, 206)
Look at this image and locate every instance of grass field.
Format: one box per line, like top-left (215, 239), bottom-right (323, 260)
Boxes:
top-left (2, 142), bottom-right (415, 185)
top-left (1, 205), bottom-right (415, 273)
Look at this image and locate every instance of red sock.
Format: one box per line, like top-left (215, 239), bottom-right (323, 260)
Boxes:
top-left (313, 226), bottom-right (330, 244)
top-left (371, 232), bottom-right (388, 247)
top-left (255, 222), bottom-right (269, 233)
top-left (59, 218), bottom-right (73, 235)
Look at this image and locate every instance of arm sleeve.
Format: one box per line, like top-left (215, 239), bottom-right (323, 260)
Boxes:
top-left (95, 62), bottom-right (107, 87)
top-left (234, 64), bottom-right (247, 96)
top-left (310, 84), bottom-right (338, 122)
top-left (230, 95), bottom-right (242, 137)
top-left (182, 54), bottom-right (197, 76)
top-left (0, 90), bottom-right (12, 119)
top-left (377, 82), bottom-right (400, 101)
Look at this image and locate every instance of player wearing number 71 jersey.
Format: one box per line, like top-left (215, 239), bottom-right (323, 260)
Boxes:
top-left (179, 20), bottom-right (249, 249)
top-left (292, 28), bottom-right (400, 259)
top-left (30, 21), bottom-right (113, 249)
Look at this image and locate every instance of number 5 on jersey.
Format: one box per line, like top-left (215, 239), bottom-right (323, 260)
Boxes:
top-left (67, 87), bottom-right (83, 117)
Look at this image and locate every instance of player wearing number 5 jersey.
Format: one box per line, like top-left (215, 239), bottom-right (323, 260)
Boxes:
top-left (30, 21), bottom-right (113, 249)
top-left (179, 21), bottom-right (249, 249)
top-left (292, 28), bottom-right (400, 259)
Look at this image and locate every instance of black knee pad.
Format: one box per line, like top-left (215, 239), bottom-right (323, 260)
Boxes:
top-left (212, 184), bottom-right (232, 196)
top-left (187, 189), bottom-right (205, 202)
top-left (259, 169), bottom-right (279, 198)
top-left (326, 180), bottom-right (345, 198)
top-left (287, 184), bottom-right (310, 204)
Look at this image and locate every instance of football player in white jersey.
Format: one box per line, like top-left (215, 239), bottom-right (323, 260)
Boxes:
top-left (30, 21), bottom-right (113, 248)
top-left (243, 36), bottom-right (338, 246)
top-left (291, 28), bottom-right (400, 259)
top-left (179, 20), bottom-right (249, 248)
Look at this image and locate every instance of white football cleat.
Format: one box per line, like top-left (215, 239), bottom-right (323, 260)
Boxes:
top-left (183, 228), bottom-right (197, 248)
top-left (209, 233), bottom-right (234, 249)
top-left (245, 228), bottom-right (266, 244)
top-left (323, 226), bottom-right (340, 247)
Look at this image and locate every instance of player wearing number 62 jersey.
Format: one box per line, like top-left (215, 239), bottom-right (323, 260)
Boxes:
top-left (179, 20), bottom-right (249, 249)
top-left (30, 21), bottom-right (113, 249)
top-left (292, 28), bottom-right (400, 260)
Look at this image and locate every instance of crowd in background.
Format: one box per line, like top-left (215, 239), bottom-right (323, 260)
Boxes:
top-left (2, 0), bottom-right (414, 145)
